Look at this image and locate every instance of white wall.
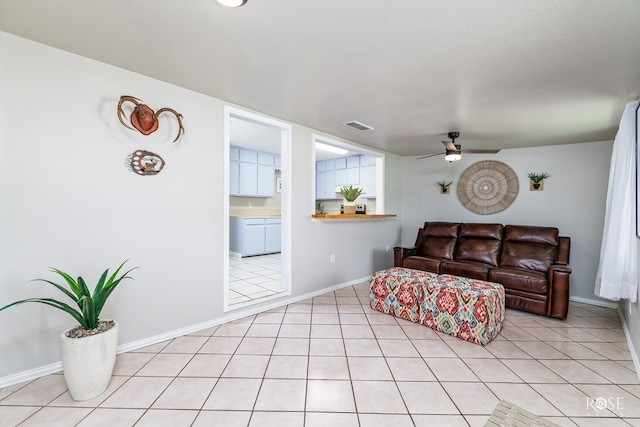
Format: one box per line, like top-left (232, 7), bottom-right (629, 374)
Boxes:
top-left (0, 32), bottom-right (401, 380)
top-left (399, 140), bottom-right (614, 304)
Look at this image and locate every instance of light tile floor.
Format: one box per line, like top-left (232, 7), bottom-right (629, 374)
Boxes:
top-left (229, 253), bottom-right (283, 305)
top-left (1, 282), bottom-right (639, 426)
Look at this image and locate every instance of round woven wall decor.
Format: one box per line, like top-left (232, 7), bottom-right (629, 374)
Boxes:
top-left (457, 160), bottom-right (519, 215)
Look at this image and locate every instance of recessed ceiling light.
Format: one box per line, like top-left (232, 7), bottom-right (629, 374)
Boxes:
top-left (217, 0), bottom-right (247, 7)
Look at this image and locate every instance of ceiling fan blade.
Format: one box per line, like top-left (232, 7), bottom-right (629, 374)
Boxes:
top-left (416, 153), bottom-right (444, 160)
top-left (461, 148), bottom-right (501, 154)
top-left (441, 140), bottom-right (457, 151)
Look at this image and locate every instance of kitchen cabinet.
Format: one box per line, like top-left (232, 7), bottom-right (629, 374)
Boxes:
top-left (230, 146), bottom-right (276, 197)
top-left (316, 154), bottom-right (377, 200)
top-left (359, 164), bottom-right (376, 199)
top-left (265, 219), bottom-right (281, 253)
top-left (230, 217), bottom-right (281, 257)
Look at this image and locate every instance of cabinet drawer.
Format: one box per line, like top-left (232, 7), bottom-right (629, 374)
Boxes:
top-left (245, 218), bottom-right (266, 225)
top-left (266, 218), bottom-right (281, 225)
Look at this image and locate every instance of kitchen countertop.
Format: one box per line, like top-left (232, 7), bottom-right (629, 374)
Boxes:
top-left (311, 214), bottom-right (396, 219)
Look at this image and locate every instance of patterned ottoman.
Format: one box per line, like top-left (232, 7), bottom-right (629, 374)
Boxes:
top-left (370, 267), bottom-right (505, 345)
top-left (370, 267), bottom-right (438, 322)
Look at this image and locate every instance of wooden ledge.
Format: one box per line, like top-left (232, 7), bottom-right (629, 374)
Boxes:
top-left (311, 214), bottom-right (397, 219)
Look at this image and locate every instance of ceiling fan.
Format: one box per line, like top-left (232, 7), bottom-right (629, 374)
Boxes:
top-left (417, 132), bottom-right (501, 161)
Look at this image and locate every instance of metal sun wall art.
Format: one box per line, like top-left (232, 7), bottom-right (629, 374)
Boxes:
top-left (457, 160), bottom-right (519, 215)
top-left (117, 95), bottom-right (185, 176)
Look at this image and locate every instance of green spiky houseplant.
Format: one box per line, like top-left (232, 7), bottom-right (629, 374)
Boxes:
top-left (436, 181), bottom-right (453, 193)
top-left (0, 260), bottom-right (136, 401)
top-left (0, 260), bottom-right (136, 331)
top-left (339, 185), bottom-right (364, 202)
top-left (339, 185), bottom-right (365, 214)
top-left (527, 172), bottom-right (551, 189)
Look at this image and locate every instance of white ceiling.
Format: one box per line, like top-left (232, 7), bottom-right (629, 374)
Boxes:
top-left (1, 0), bottom-right (639, 157)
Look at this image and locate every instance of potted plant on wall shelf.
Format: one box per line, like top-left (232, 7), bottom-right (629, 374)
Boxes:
top-left (340, 185), bottom-right (364, 214)
top-left (527, 172), bottom-right (551, 191)
top-left (437, 181), bottom-right (453, 194)
top-left (0, 260), bottom-right (136, 401)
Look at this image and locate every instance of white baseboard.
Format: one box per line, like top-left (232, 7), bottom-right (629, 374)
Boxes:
top-left (617, 306), bottom-right (640, 383)
top-left (0, 276), bottom-right (369, 389)
top-left (0, 362), bottom-right (63, 390)
top-left (569, 295), bottom-right (618, 309)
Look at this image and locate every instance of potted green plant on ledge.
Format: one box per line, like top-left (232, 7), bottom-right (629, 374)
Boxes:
top-left (437, 181), bottom-right (453, 194)
top-left (527, 172), bottom-right (551, 190)
top-left (340, 185), bottom-right (364, 214)
top-left (0, 260), bottom-right (136, 401)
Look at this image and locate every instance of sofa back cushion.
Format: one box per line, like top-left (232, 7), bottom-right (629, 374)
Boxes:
top-left (455, 223), bottom-right (503, 266)
top-left (504, 225), bottom-right (559, 246)
top-left (500, 225), bottom-right (559, 272)
top-left (417, 222), bottom-right (459, 260)
top-left (459, 223), bottom-right (504, 240)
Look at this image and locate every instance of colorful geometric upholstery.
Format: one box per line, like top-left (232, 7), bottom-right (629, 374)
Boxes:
top-left (369, 267), bottom-right (437, 323)
top-left (370, 267), bottom-right (505, 345)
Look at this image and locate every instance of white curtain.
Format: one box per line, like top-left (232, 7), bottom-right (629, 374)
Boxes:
top-left (595, 100), bottom-right (640, 302)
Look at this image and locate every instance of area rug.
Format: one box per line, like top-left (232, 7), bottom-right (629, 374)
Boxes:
top-left (484, 400), bottom-right (561, 427)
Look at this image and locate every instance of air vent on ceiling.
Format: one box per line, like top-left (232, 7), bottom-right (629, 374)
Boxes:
top-left (342, 120), bottom-right (374, 131)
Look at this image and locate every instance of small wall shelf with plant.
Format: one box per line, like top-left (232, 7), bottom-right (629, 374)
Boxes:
top-left (527, 172), bottom-right (551, 191)
top-left (437, 181), bottom-right (453, 194)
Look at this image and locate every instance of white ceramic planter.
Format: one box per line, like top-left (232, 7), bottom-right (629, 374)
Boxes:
top-left (60, 320), bottom-right (118, 401)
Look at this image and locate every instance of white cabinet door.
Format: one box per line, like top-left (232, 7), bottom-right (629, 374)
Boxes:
top-left (334, 168), bottom-right (347, 186)
top-left (239, 163), bottom-right (258, 196)
top-left (324, 170), bottom-right (337, 199)
top-left (229, 160), bottom-right (240, 195)
top-left (346, 167), bottom-right (359, 185)
top-left (265, 219), bottom-right (281, 253)
top-left (257, 165), bottom-right (274, 197)
top-left (244, 220), bottom-right (266, 256)
top-left (360, 165), bottom-right (376, 198)
top-left (316, 171), bottom-right (326, 200)
top-left (258, 152), bottom-right (275, 165)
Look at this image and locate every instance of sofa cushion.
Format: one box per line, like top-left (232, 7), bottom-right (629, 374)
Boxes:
top-left (419, 238), bottom-right (457, 260)
top-left (459, 223), bottom-right (503, 240)
top-left (423, 222), bottom-right (459, 238)
top-left (488, 267), bottom-right (548, 295)
top-left (500, 242), bottom-right (557, 273)
top-left (455, 238), bottom-right (502, 266)
top-left (504, 225), bottom-right (559, 246)
top-left (403, 256), bottom-right (441, 273)
top-left (440, 260), bottom-right (491, 280)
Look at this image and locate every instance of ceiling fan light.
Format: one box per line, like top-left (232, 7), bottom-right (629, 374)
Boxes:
top-left (445, 151), bottom-right (462, 162)
top-left (217, 0), bottom-right (247, 7)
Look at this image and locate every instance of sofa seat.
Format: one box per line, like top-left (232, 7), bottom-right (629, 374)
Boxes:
top-left (402, 256), bottom-right (442, 272)
top-left (440, 260), bottom-right (492, 280)
top-left (488, 267), bottom-right (548, 295)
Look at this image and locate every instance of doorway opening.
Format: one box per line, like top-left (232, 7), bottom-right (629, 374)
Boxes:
top-left (223, 106), bottom-right (291, 311)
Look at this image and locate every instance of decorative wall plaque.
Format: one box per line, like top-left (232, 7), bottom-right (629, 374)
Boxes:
top-left (457, 160), bottom-right (519, 215)
top-left (127, 150), bottom-right (165, 175)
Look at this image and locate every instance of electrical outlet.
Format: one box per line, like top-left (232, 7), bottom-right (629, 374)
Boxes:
top-left (330, 254), bottom-right (335, 263)
top-left (385, 245), bottom-right (390, 252)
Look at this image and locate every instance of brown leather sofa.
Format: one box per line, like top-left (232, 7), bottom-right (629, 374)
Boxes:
top-left (394, 222), bottom-right (572, 319)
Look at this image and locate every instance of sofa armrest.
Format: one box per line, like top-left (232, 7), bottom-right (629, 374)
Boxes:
top-left (394, 246), bottom-right (416, 267)
top-left (547, 264), bottom-right (572, 319)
